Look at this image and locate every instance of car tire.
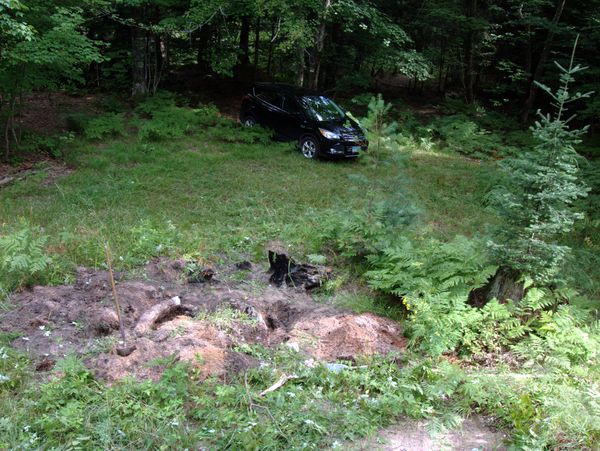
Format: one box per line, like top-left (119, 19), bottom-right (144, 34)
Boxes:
top-left (242, 115), bottom-right (257, 127)
top-left (299, 135), bottom-right (319, 159)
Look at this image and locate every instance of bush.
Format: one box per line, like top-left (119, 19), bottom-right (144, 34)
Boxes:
top-left (430, 114), bottom-right (509, 157)
top-left (83, 113), bottom-right (127, 140)
top-left (135, 94), bottom-right (222, 142)
top-left (19, 132), bottom-right (75, 159)
top-left (64, 112), bottom-right (93, 134)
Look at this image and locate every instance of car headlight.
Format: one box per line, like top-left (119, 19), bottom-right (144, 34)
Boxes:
top-left (319, 128), bottom-right (340, 140)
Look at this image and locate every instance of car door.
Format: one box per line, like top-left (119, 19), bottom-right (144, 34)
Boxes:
top-left (279, 95), bottom-right (305, 140)
top-left (254, 89), bottom-right (283, 132)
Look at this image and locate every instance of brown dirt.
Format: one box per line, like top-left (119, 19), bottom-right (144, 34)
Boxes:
top-left (352, 416), bottom-right (508, 451)
top-left (1, 258), bottom-right (405, 383)
top-left (18, 92), bottom-right (100, 136)
top-left (0, 159), bottom-right (74, 190)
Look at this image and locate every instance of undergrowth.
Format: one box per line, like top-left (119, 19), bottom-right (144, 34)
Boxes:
top-left (1, 344), bottom-right (597, 449)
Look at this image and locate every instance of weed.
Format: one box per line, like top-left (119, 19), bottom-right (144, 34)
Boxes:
top-left (195, 306), bottom-right (257, 331)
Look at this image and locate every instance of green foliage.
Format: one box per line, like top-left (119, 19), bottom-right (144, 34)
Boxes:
top-left (430, 114), bottom-right (512, 158)
top-left (461, 361), bottom-right (600, 449)
top-left (134, 94), bottom-right (222, 142)
top-left (194, 306), bottom-right (257, 331)
top-left (65, 112), bottom-right (93, 135)
top-left (126, 219), bottom-right (181, 265)
top-left (0, 334), bottom-right (29, 392)
top-left (0, 223), bottom-right (53, 294)
top-left (19, 132), bottom-right (75, 159)
top-left (84, 113), bottom-right (127, 140)
top-left (487, 61), bottom-right (590, 283)
top-left (511, 305), bottom-right (600, 369)
top-left (360, 95), bottom-right (403, 164)
top-left (1, 357), bottom-right (194, 449)
top-left (365, 235), bottom-right (494, 299)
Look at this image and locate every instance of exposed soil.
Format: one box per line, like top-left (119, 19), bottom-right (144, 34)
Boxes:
top-left (353, 417), bottom-right (508, 451)
top-left (18, 92), bottom-right (100, 137)
top-left (0, 159), bottom-right (73, 189)
top-left (0, 258), bottom-right (406, 383)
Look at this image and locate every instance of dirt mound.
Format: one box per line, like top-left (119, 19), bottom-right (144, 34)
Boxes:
top-left (1, 259), bottom-right (405, 382)
top-left (288, 313), bottom-right (405, 361)
top-left (94, 317), bottom-right (232, 382)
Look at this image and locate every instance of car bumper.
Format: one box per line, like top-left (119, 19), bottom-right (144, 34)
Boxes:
top-left (323, 140), bottom-right (368, 158)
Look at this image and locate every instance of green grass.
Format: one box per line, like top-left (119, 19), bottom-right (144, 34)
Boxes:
top-left (0, 136), bottom-right (397, 269)
top-left (404, 148), bottom-right (499, 238)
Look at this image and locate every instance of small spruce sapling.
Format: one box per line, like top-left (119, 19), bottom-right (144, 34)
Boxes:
top-left (361, 94), bottom-right (400, 164)
top-left (485, 37), bottom-right (591, 298)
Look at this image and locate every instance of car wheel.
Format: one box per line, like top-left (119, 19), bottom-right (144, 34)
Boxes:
top-left (300, 136), bottom-right (319, 159)
top-left (243, 115), bottom-right (256, 127)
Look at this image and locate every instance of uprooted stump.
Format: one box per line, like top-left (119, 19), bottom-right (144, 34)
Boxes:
top-left (134, 296), bottom-right (197, 335)
top-left (268, 251), bottom-right (330, 290)
top-left (468, 266), bottom-right (525, 307)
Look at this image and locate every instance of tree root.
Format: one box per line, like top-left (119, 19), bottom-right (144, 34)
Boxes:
top-left (134, 296), bottom-right (196, 335)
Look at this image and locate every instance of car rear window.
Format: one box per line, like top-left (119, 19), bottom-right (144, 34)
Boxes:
top-left (255, 90), bottom-right (281, 107)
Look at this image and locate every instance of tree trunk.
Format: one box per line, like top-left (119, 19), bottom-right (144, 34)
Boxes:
top-left (520, 0), bottom-right (567, 126)
top-left (266, 20), bottom-right (276, 76)
top-left (253, 18), bottom-right (261, 80)
top-left (468, 267), bottom-right (525, 307)
top-left (296, 45), bottom-right (305, 87)
top-left (197, 25), bottom-right (212, 72)
top-left (239, 16), bottom-right (251, 66)
top-left (131, 28), bottom-right (149, 98)
top-left (309, 0), bottom-right (331, 90)
top-left (463, 0), bottom-right (477, 103)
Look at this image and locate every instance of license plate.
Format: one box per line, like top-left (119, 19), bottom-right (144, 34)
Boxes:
top-left (350, 146), bottom-right (361, 153)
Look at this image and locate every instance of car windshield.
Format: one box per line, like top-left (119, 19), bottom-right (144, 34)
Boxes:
top-left (299, 96), bottom-right (346, 122)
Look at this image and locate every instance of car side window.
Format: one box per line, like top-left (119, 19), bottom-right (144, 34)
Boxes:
top-left (255, 90), bottom-right (281, 108)
top-left (281, 96), bottom-right (301, 114)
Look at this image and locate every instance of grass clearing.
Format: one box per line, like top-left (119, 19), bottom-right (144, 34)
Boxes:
top-left (1, 104), bottom-right (599, 449)
top-left (1, 135), bottom-right (398, 270)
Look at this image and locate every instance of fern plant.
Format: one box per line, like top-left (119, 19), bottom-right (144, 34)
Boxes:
top-left (0, 225), bottom-right (53, 293)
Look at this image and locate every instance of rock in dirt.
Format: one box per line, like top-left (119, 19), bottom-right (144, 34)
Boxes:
top-left (116, 345), bottom-right (137, 357)
top-left (188, 267), bottom-right (215, 283)
top-left (235, 261), bottom-right (252, 270)
top-left (268, 251), bottom-right (330, 290)
top-left (92, 307), bottom-right (120, 336)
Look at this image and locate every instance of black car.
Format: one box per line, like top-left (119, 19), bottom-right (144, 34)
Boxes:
top-left (240, 83), bottom-right (368, 159)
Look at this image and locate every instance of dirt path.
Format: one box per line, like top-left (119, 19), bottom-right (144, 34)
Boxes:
top-left (352, 417), bottom-right (507, 451)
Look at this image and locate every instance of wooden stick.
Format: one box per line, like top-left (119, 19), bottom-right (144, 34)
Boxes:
top-left (259, 373), bottom-right (298, 397)
top-left (104, 243), bottom-right (127, 345)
